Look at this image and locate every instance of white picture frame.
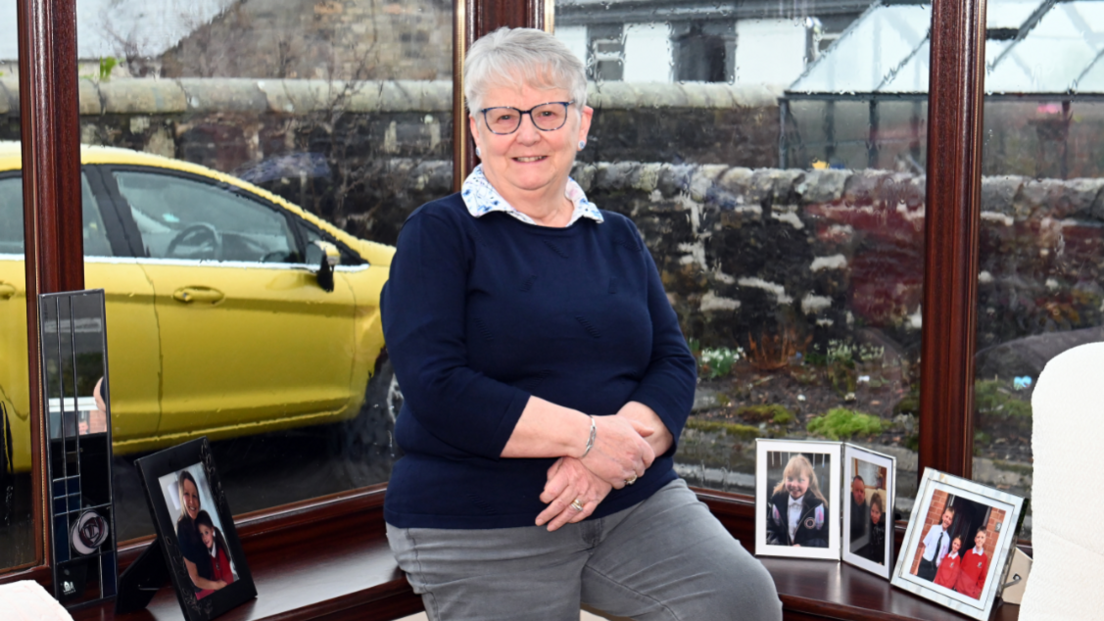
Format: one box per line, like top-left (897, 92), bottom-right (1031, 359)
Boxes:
top-left (755, 439), bottom-right (841, 560)
top-left (841, 444), bottom-right (896, 579)
top-left (891, 468), bottom-right (1024, 621)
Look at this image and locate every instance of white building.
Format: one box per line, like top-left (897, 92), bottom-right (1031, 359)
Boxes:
top-left (554, 0), bottom-right (872, 87)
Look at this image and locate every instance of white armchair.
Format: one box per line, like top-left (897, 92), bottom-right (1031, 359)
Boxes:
top-left (1019, 342), bottom-right (1104, 620)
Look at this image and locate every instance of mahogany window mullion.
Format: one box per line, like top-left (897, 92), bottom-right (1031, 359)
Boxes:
top-left (452, 0), bottom-right (546, 189)
top-left (16, 0), bottom-right (85, 571)
top-left (919, 0), bottom-right (988, 479)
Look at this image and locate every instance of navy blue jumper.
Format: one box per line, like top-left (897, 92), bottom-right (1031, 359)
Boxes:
top-left (380, 193), bottom-right (696, 529)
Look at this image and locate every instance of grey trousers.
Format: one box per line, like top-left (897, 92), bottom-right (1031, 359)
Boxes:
top-left (386, 479), bottom-right (783, 621)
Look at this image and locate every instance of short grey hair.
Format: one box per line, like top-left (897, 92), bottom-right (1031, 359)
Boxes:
top-left (464, 27), bottom-right (587, 118)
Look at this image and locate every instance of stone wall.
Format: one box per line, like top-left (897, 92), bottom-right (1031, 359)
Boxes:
top-left (0, 78), bottom-right (781, 240)
top-left (572, 162), bottom-right (1104, 375)
top-left (3, 78), bottom-right (1101, 366)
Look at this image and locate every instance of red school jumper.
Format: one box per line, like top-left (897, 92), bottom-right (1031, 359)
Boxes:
top-left (954, 548), bottom-right (989, 599)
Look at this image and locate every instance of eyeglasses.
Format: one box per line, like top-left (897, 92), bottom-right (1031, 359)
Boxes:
top-left (480, 101), bottom-right (574, 135)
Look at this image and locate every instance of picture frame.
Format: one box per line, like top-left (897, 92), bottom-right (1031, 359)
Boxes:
top-left (135, 438), bottom-right (256, 621)
top-left (841, 444), bottom-right (896, 579)
top-left (755, 439), bottom-right (841, 560)
top-left (891, 468), bottom-right (1025, 621)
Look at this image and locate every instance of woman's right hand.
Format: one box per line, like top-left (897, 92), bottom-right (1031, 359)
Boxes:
top-left (580, 415), bottom-right (655, 488)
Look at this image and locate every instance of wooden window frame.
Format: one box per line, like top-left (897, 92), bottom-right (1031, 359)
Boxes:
top-left (6, 0), bottom-right (987, 585)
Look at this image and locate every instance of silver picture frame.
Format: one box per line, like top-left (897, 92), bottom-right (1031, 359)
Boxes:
top-left (841, 444), bottom-right (896, 579)
top-left (754, 439), bottom-right (842, 560)
top-left (891, 468), bottom-right (1025, 620)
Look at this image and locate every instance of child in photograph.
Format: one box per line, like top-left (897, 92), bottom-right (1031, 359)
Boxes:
top-left (860, 493), bottom-right (887, 564)
top-left (954, 529), bottom-right (990, 599)
top-left (766, 454), bottom-right (829, 548)
top-left (915, 506), bottom-right (954, 581)
top-left (934, 535), bottom-right (964, 589)
top-left (194, 510), bottom-right (235, 600)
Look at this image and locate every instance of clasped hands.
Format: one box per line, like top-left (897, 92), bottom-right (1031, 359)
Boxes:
top-left (536, 402), bottom-right (671, 532)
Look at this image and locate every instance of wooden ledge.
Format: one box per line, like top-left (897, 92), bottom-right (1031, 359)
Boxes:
top-left (47, 486), bottom-right (1018, 621)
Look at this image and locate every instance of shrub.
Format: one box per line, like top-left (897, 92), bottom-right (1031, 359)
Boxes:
top-left (736, 404), bottom-right (795, 425)
top-left (684, 419), bottom-right (760, 441)
top-left (806, 408), bottom-right (885, 440)
top-left (974, 379), bottom-right (1032, 419)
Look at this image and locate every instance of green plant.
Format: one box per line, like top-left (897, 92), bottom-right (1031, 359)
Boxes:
top-left (99, 57), bottom-right (118, 81)
top-left (698, 346), bottom-right (742, 380)
top-left (735, 404), bottom-right (795, 425)
top-left (684, 419), bottom-right (760, 441)
top-left (974, 379), bottom-right (1032, 419)
top-left (806, 408), bottom-right (885, 440)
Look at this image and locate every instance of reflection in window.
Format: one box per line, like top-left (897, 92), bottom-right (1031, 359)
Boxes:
top-left (588, 24), bottom-right (625, 82)
top-left (69, 0), bottom-right (453, 542)
top-left (556, 0), bottom-right (927, 516)
top-left (673, 22), bottom-right (733, 83)
top-left (113, 171), bottom-right (297, 263)
top-left (974, 0), bottom-right (1104, 534)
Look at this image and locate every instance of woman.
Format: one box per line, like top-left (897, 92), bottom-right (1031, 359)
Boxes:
top-left (381, 27), bottom-right (781, 620)
top-left (175, 470), bottom-right (227, 594)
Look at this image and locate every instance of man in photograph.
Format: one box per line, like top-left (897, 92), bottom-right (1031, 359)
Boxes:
top-left (954, 528), bottom-right (990, 598)
top-left (916, 506), bottom-right (955, 581)
top-left (850, 475), bottom-right (869, 545)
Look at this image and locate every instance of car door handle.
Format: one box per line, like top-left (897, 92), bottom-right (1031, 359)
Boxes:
top-left (172, 287), bottom-right (225, 305)
top-left (0, 282), bottom-right (17, 300)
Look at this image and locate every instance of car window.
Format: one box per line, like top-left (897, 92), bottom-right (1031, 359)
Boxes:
top-left (300, 223), bottom-right (365, 267)
top-left (0, 174), bottom-right (114, 257)
top-left (112, 171), bottom-right (298, 263)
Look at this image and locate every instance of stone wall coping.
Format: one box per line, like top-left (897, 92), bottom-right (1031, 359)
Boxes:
top-left (0, 77), bottom-right (783, 116)
top-left (570, 162), bottom-right (1104, 221)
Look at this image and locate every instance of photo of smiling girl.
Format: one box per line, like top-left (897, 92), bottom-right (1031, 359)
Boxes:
top-left (765, 454), bottom-right (829, 548)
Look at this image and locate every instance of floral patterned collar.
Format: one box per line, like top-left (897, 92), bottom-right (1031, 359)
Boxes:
top-left (460, 164), bottom-right (603, 226)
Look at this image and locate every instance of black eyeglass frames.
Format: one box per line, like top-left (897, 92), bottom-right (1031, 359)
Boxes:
top-left (480, 101), bottom-right (575, 135)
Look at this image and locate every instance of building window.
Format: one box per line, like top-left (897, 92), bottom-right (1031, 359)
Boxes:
top-left (588, 24), bottom-right (624, 82)
top-left (672, 21), bottom-right (734, 83)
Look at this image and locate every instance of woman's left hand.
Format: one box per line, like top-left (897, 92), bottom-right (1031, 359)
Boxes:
top-left (615, 402), bottom-right (673, 457)
top-left (536, 457), bottom-right (612, 532)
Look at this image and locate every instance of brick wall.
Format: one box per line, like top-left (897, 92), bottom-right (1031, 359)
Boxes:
top-left (910, 490), bottom-right (950, 575)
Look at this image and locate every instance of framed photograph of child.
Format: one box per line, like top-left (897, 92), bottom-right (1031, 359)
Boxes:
top-left (891, 468), bottom-right (1025, 621)
top-left (754, 439), bottom-right (841, 560)
top-left (135, 438), bottom-right (256, 621)
top-left (841, 444), bottom-right (896, 579)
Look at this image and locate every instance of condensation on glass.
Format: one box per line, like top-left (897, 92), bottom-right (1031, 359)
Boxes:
top-left (554, 0), bottom-right (929, 512)
top-left (49, 0), bottom-right (456, 541)
top-left (974, 0), bottom-right (1104, 535)
top-left (0, 0), bottom-right (36, 573)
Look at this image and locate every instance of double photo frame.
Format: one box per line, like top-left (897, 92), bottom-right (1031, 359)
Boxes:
top-left (754, 439), bottom-right (897, 576)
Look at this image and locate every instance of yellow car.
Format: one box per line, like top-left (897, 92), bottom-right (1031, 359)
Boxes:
top-left (0, 141), bottom-right (397, 472)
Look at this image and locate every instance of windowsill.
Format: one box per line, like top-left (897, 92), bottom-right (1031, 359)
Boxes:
top-left (23, 485), bottom-right (1017, 621)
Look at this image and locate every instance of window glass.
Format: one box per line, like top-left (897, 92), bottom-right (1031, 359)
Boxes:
top-left (973, 0), bottom-right (1104, 539)
top-left (0, 0), bottom-right (32, 573)
top-left (73, 0), bottom-right (453, 541)
top-left (556, 0), bottom-right (928, 518)
top-left (113, 171), bottom-right (297, 262)
top-left (1, 167), bottom-right (122, 570)
top-left (0, 174), bottom-right (113, 257)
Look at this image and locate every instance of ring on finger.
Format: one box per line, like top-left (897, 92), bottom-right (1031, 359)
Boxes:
top-left (625, 475), bottom-right (637, 485)
top-left (570, 498), bottom-right (584, 512)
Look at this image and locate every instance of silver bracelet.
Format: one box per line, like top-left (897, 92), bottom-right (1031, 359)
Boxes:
top-left (581, 415), bottom-right (597, 458)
